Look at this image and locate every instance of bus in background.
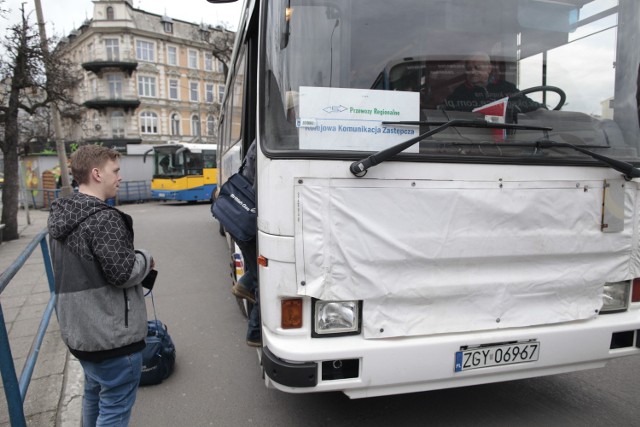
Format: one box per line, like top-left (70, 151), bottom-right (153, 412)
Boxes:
top-left (210, 0), bottom-right (640, 399)
top-left (148, 143), bottom-right (217, 202)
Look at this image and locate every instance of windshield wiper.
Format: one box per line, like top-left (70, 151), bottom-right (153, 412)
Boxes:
top-left (349, 119), bottom-right (552, 176)
top-left (535, 139), bottom-right (640, 179)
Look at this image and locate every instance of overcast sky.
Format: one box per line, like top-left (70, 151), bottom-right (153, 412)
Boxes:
top-left (1, 0), bottom-right (243, 37)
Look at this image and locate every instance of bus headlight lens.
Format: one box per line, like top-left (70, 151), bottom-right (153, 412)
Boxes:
top-left (313, 300), bottom-right (360, 336)
top-left (601, 281), bottom-right (630, 313)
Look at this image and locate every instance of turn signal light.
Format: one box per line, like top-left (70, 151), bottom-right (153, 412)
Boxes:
top-left (632, 278), bottom-right (640, 303)
top-left (258, 255), bottom-right (268, 267)
top-left (281, 298), bottom-right (303, 329)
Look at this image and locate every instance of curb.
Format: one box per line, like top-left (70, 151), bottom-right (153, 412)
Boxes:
top-left (58, 354), bottom-right (83, 427)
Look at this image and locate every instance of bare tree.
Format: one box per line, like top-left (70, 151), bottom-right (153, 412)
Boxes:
top-left (0, 5), bottom-right (79, 241)
top-left (195, 22), bottom-right (235, 79)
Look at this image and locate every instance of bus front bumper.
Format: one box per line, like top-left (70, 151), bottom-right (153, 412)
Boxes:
top-left (262, 347), bottom-right (318, 388)
top-left (152, 190), bottom-right (179, 200)
top-left (261, 310), bottom-right (640, 398)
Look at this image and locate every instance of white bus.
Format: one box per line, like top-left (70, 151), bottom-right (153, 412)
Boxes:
top-left (209, 0), bottom-right (640, 398)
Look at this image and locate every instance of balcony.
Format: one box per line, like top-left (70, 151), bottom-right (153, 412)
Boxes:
top-left (82, 60), bottom-right (138, 76)
top-left (83, 98), bottom-right (141, 113)
top-left (81, 49), bottom-right (138, 76)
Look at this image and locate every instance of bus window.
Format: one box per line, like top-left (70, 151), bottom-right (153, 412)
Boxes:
top-left (203, 150), bottom-right (217, 169)
top-left (261, 0), bottom-right (638, 160)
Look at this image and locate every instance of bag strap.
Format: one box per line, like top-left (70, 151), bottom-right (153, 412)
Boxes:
top-left (237, 155), bottom-right (248, 175)
top-left (145, 289), bottom-right (160, 330)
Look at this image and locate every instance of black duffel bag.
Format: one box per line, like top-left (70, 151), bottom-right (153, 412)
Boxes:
top-left (211, 169), bottom-right (256, 242)
top-left (140, 318), bottom-right (176, 386)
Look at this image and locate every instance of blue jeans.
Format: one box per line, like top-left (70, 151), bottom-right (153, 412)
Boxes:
top-left (237, 239), bottom-right (261, 341)
top-left (79, 352), bottom-right (143, 427)
top-left (239, 268), bottom-right (262, 341)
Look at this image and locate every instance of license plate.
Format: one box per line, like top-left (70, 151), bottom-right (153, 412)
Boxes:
top-left (158, 193), bottom-right (166, 198)
top-left (455, 341), bottom-right (540, 372)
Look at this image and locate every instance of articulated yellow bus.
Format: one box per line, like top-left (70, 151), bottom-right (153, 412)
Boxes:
top-left (148, 143), bottom-right (217, 202)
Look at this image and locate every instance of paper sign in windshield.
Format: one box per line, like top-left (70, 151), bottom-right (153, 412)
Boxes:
top-left (297, 87), bottom-right (419, 151)
top-left (472, 97), bottom-right (508, 141)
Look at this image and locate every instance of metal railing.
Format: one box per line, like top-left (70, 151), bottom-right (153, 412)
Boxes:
top-left (0, 228), bottom-right (55, 427)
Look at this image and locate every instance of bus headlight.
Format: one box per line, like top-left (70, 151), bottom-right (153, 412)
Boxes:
top-left (601, 281), bottom-right (631, 313)
top-left (313, 300), bottom-right (361, 337)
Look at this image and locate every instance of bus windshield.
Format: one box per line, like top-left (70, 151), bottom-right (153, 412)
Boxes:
top-left (263, 0), bottom-right (640, 164)
top-left (154, 147), bottom-right (185, 178)
top-left (153, 145), bottom-right (207, 177)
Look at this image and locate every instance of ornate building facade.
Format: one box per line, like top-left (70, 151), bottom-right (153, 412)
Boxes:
top-left (61, 0), bottom-right (231, 151)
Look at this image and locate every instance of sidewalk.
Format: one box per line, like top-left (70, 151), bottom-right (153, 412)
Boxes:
top-left (0, 208), bottom-right (82, 427)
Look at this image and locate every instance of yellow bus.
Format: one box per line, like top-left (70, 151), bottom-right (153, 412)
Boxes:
top-left (148, 143), bottom-right (217, 202)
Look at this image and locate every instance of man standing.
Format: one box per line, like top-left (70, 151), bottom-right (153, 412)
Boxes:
top-left (48, 145), bottom-right (155, 426)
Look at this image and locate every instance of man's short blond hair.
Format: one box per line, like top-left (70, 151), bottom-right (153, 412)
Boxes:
top-left (70, 145), bottom-right (120, 185)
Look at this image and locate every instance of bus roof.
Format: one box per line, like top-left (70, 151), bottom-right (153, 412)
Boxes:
top-left (153, 143), bottom-right (217, 153)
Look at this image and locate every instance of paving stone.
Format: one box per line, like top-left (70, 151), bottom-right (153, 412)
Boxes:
top-left (1, 306), bottom-right (20, 323)
top-left (8, 317), bottom-right (42, 339)
top-left (0, 294), bottom-right (27, 309)
top-left (16, 302), bottom-right (48, 322)
top-left (23, 374), bottom-right (64, 417)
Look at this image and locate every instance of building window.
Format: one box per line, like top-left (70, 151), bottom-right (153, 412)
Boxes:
top-left (86, 42), bottom-right (94, 62)
top-left (188, 50), bottom-right (198, 69)
top-left (106, 6), bottom-right (114, 20)
top-left (138, 76), bottom-right (157, 97)
top-left (111, 112), bottom-right (125, 138)
top-left (171, 113), bottom-right (181, 136)
top-left (163, 22), bottom-right (173, 33)
top-left (140, 111), bottom-right (158, 134)
top-left (191, 115), bottom-right (201, 136)
top-left (90, 78), bottom-right (98, 97)
top-left (205, 83), bottom-right (214, 103)
top-left (218, 84), bottom-right (226, 103)
top-left (205, 53), bottom-right (213, 71)
top-left (107, 74), bottom-right (122, 99)
top-left (190, 82), bottom-right (199, 102)
top-left (104, 39), bottom-right (119, 61)
top-left (217, 59), bottom-right (225, 74)
top-left (168, 79), bottom-right (179, 100)
top-left (167, 46), bottom-right (177, 66)
top-left (136, 40), bottom-right (155, 62)
top-left (207, 115), bottom-right (216, 136)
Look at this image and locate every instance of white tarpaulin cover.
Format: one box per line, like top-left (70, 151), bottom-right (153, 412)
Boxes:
top-left (295, 178), bottom-right (636, 339)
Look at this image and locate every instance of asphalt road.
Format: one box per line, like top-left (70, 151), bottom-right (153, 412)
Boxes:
top-left (124, 202), bottom-right (640, 427)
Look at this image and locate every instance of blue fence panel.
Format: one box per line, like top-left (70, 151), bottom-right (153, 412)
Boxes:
top-left (0, 229), bottom-right (55, 427)
top-left (118, 180), bottom-right (151, 203)
top-left (33, 181), bottom-right (151, 209)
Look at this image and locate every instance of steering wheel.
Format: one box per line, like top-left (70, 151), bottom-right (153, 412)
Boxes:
top-left (508, 85), bottom-right (566, 111)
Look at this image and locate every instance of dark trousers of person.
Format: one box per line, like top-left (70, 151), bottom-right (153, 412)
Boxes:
top-left (236, 238), bottom-right (261, 341)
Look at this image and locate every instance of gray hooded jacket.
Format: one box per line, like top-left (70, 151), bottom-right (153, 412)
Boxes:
top-left (48, 193), bottom-right (152, 361)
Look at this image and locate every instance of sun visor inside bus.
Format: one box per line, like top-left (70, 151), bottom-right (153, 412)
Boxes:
top-left (294, 178), bottom-right (637, 339)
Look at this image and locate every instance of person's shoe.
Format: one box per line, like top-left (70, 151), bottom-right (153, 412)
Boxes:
top-left (246, 337), bottom-right (262, 347)
top-left (231, 281), bottom-right (256, 304)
